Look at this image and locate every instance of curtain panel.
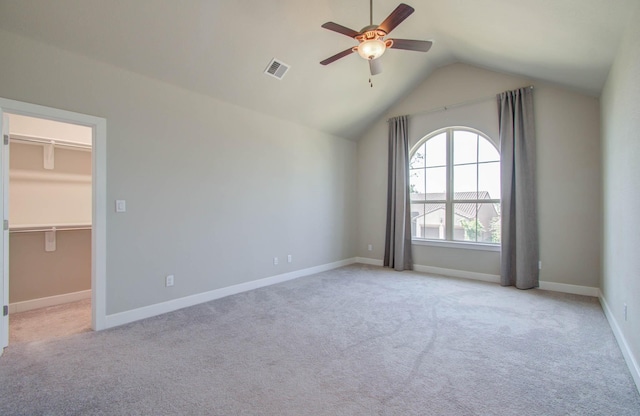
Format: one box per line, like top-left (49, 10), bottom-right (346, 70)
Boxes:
top-left (498, 87), bottom-right (539, 289)
top-left (384, 115), bottom-right (413, 271)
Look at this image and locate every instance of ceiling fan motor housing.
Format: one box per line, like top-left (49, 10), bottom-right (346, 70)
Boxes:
top-left (354, 28), bottom-right (393, 60)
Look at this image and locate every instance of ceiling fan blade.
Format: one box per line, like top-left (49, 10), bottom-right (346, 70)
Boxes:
top-left (320, 48), bottom-right (355, 65)
top-left (377, 3), bottom-right (414, 35)
top-left (369, 59), bottom-right (383, 76)
top-left (389, 39), bottom-right (433, 52)
top-left (321, 22), bottom-right (361, 38)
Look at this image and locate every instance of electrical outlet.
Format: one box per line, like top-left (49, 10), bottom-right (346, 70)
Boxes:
top-left (287, 254), bottom-right (292, 263)
top-left (538, 261), bottom-right (542, 270)
top-left (624, 303), bottom-right (628, 321)
top-left (165, 274), bottom-right (174, 287)
top-left (273, 257), bottom-right (279, 265)
top-left (368, 244), bottom-right (373, 251)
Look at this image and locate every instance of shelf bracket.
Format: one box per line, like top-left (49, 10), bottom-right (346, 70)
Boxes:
top-left (43, 141), bottom-right (55, 170)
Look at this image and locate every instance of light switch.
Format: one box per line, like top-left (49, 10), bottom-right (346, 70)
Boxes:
top-left (115, 200), bottom-right (126, 213)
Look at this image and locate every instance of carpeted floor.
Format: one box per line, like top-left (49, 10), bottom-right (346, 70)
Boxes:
top-left (9, 298), bottom-right (92, 344)
top-left (0, 264), bottom-right (639, 415)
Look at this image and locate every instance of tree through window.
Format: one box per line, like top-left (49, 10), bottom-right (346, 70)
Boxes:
top-left (410, 128), bottom-right (501, 244)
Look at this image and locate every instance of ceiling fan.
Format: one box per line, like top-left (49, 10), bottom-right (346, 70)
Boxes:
top-left (320, 1), bottom-right (432, 77)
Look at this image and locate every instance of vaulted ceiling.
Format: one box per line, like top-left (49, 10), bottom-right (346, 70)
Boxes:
top-left (0, 0), bottom-right (637, 139)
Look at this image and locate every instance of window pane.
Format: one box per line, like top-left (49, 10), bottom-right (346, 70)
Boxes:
top-left (425, 133), bottom-right (446, 167)
top-left (453, 203), bottom-right (500, 243)
top-left (453, 203), bottom-right (480, 242)
top-left (477, 203), bottom-right (501, 244)
top-left (411, 203), bottom-right (446, 239)
top-left (478, 138), bottom-right (499, 162)
top-left (410, 168), bottom-right (425, 199)
top-left (478, 162), bottom-right (500, 200)
top-left (454, 130), bottom-right (478, 165)
top-left (410, 203), bottom-right (424, 238)
top-left (410, 143), bottom-right (426, 169)
top-left (453, 164), bottom-right (477, 199)
top-left (425, 166), bottom-right (446, 198)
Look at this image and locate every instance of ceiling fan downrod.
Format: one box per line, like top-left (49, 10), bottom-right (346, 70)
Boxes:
top-left (370, 0), bottom-right (373, 25)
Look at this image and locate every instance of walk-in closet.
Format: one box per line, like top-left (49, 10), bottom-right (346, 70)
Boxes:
top-left (7, 114), bottom-right (92, 343)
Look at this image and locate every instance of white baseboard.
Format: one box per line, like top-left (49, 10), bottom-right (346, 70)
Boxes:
top-left (354, 259), bottom-right (501, 284)
top-left (9, 289), bottom-right (92, 314)
top-left (599, 291), bottom-right (640, 394)
top-left (538, 281), bottom-right (599, 297)
top-left (105, 258), bottom-right (358, 329)
top-left (412, 264), bottom-right (501, 284)
top-left (356, 259), bottom-right (599, 298)
top-left (355, 257), bottom-right (384, 266)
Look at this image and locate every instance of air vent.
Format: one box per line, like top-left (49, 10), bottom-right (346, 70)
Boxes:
top-left (264, 58), bottom-right (290, 80)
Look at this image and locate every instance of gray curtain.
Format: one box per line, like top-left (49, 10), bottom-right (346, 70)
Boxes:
top-left (384, 115), bottom-right (412, 271)
top-left (498, 87), bottom-right (538, 289)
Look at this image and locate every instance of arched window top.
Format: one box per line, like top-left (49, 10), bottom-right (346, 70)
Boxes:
top-left (412, 126), bottom-right (498, 157)
top-left (409, 127), bottom-right (501, 244)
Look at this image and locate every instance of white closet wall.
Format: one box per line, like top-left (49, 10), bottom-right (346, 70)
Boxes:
top-left (8, 115), bottom-right (92, 307)
top-left (10, 143), bottom-right (91, 226)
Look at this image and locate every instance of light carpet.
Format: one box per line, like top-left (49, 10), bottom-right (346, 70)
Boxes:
top-left (0, 264), bottom-right (639, 415)
top-left (9, 298), bottom-right (92, 344)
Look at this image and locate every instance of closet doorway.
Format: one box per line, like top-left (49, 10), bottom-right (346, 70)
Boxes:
top-left (0, 98), bottom-right (107, 355)
top-left (8, 114), bottom-right (92, 343)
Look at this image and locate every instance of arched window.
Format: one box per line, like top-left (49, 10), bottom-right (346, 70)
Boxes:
top-left (409, 127), bottom-right (500, 244)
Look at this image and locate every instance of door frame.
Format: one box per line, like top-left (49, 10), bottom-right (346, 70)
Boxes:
top-left (0, 98), bottom-right (107, 350)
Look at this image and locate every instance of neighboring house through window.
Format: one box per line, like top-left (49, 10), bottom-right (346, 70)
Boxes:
top-left (410, 127), bottom-right (500, 244)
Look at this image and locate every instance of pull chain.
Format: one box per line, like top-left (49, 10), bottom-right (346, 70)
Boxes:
top-left (369, 77), bottom-right (373, 88)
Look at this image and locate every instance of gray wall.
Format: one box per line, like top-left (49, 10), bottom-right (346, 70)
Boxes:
top-left (600, 4), bottom-right (640, 382)
top-left (0, 30), bottom-right (357, 315)
top-left (357, 63), bottom-right (602, 288)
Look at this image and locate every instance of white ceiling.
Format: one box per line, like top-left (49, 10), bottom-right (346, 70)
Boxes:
top-left (0, 0), bottom-right (637, 140)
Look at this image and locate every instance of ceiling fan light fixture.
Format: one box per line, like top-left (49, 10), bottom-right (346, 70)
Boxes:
top-left (357, 38), bottom-right (386, 60)
top-left (320, 2), bottom-right (430, 75)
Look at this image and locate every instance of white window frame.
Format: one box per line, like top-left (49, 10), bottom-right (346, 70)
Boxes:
top-left (409, 126), bottom-right (500, 250)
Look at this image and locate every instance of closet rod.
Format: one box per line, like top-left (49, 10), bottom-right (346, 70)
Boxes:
top-left (10, 134), bottom-right (92, 151)
top-left (9, 226), bottom-right (92, 234)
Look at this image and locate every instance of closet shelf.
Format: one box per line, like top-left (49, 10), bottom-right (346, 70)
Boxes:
top-left (9, 224), bottom-right (92, 233)
top-left (10, 133), bottom-right (92, 151)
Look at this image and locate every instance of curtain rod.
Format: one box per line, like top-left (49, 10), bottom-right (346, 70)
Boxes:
top-left (387, 85), bottom-right (534, 122)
